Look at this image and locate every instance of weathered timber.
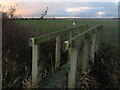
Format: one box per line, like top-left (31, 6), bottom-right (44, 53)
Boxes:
top-left (32, 44), bottom-right (39, 87)
top-left (68, 43), bottom-right (78, 88)
top-left (29, 24), bottom-right (88, 45)
top-left (90, 29), bottom-right (96, 64)
top-left (64, 24), bottom-right (102, 50)
top-left (95, 26), bottom-right (101, 52)
top-left (99, 25), bottom-right (103, 48)
top-left (82, 34), bottom-right (89, 73)
top-left (55, 35), bottom-right (61, 69)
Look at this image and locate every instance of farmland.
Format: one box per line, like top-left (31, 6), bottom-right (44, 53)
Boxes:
top-left (16, 19), bottom-right (118, 43)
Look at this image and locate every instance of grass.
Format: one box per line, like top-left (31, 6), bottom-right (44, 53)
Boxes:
top-left (16, 19), bottom-right (118, 33)
top-left (16, 19), bottom-right (118, 60)
top-left (15, 19), bottom-right (118, 44)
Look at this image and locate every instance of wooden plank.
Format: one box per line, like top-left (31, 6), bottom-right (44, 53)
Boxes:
top-left (82, 34), bottom-right (89, 73)
top-left (55, 36), bottom-right (61, 69)
top-left (68, 43), bottom-right (78, 88)
top-left (90, 29), bottom-right (96, 64)
top-left (29, 24), bottom-right (88, 46)
top-left (32, 43), bottom-right (39, 87)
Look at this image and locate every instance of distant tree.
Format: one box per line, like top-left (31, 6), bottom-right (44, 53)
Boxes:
top-left (0, 4), bottom-right (22, 19)
top-left (41, 7), bottom-right (48, 19)
top-left (8, 5), bottom-right (16, 18)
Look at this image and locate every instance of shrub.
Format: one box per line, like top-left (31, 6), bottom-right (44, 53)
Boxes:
top-left (2, 7), bottom-right (32, 88)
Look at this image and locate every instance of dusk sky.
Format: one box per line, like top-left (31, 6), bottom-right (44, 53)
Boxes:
top-left (0, 0), bottom-right (119, 18)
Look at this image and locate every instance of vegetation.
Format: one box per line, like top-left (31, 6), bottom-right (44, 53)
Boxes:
top-left (77, 43), bottom-right (119, 88)
top-left (41, 7), bottom-right (48, 19)
top-left (1, 4), bottom-right (119, 88)
top-left (2, 6), bottom-right (32, 88)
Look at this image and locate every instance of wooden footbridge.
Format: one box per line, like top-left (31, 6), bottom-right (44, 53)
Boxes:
top-left (29, 24), bottom-right (103, 88)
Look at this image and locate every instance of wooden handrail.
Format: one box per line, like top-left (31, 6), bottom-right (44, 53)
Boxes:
top-left (29, 24), bottom-right (88, 46)
top-left (64, 24), bottom-right (102, 50)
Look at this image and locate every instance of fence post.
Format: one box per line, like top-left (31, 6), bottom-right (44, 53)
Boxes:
top-left (90, 29), bottom-right (96, 64)
top-left (31, 38), bottom-right (39, 87)
top-left (55, 35), bottom-right (61, 69)
top-left (68, 42), bottom-right (78, 88)
top-left (82, 34), bottom-right (89, 73)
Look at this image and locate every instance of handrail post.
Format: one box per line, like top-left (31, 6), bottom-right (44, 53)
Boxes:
top-left (96, 26), bottom-right (101, 53)
top-left (68, 32), bottom-right (73, 58)
top-left (99, 25), bottom-right (103, 48)
top-left (31, 38), bottom-right (39, 88)
top-left (55, 35), bottom-right (61, 69)
top-left (90, 29), bottom-right (96, 64)
top-left (82, 34), bottom-right (89, 73)
top-left (68, 42), bottom-right (78, 88)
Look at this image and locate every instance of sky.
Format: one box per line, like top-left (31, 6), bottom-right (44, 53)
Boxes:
top-left (0, 0), bottom-right (119, 18)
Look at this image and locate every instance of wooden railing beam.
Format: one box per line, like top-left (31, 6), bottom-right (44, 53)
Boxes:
top-left (64, 24), bottom-right (101, 51)
top-left (29, 24), bottom-right (88, 46)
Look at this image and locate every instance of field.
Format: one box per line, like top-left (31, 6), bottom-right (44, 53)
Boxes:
top-left (16, 19), bottom-right (118, 59)
top-left (16, 19), bottom-right (118, 44)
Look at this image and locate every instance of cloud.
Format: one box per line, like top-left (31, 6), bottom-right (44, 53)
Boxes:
top-left (97, 11), bottom-right (106, 15)
top-left (66, 7), bottom-right (92, 12)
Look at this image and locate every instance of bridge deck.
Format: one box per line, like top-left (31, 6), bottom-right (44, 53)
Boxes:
top-left (39, 49), bottom-right (84, 88)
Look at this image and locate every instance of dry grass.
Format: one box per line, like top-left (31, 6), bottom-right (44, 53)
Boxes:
top-left (77, 68), bottom-right (100, 89)
top-left (76, 42), bottom-right (120, 89)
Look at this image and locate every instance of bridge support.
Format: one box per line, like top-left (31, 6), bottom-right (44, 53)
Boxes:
top-left (55, 36), bottom-right (61, 69)
top-left (82, 34), bottom-right (89, 73)
top-left (68, 43), bottom-right (78, 88)
top-left (32, 44), bottom-right (39, 88)
top-left (90, 29), bottom-right (96, 64)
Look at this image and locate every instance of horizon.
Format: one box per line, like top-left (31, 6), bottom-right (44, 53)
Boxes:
top-left (14, 17), bottom-right (118, 19)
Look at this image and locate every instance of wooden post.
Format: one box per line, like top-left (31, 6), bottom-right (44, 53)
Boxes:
top-left (82, 34), bottom-right (89, 73)
top-left (90, 29), bottom-right (96, 64)
top-left (55, 36), bottom-right (61, 69)
top-left (31, 38), bottom-right (39, 88)
top-left (68, 32), bottom-right (73, 58)
top-left (68, 43), bottom-right (78, 88)
top-left (95, 26), bottom-right (101, 53)
top-left (99, 25), bottom-right (103, 48)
